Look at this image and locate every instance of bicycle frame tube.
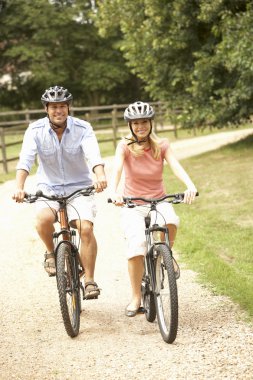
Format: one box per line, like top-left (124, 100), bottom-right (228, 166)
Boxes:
top-left (58, 202), bottom-right (71, 241)
top-left (55, 201), bottom-right (81, 272)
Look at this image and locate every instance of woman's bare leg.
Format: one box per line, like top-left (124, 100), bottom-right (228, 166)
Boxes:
top-left (127, 255), bottom-right (144, 311)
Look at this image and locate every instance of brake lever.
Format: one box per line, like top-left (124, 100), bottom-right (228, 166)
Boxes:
top-left (24, 194), bottom-right (37, 203)
top-left (172, 194), bottom-right (184, 204)
top-left (126, 200), bottom-right (135, 208)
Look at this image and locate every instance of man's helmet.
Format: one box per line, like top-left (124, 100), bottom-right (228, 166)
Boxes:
top-left (41, 85), bottom-right (73, 106)
top-left (124, 101), bottom-right (155, 121)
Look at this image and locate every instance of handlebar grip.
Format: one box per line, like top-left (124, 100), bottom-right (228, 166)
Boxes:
top-left (36, 190), bottom-right (43, 197)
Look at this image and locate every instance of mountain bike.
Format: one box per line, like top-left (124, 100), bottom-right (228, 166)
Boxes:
top-left (109, 192), bottom-right (198, 344)
top-left (25, 186), bottom-right (95, 338)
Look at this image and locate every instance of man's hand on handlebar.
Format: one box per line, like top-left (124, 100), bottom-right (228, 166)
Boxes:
top-left (12, 189), bottom-right (26, 203)
top-left (93, 176), bottom-right (107, 193)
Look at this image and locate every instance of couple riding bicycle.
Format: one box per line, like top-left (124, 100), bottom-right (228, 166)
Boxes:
top-left (13, 86), bottom-right (197, 315)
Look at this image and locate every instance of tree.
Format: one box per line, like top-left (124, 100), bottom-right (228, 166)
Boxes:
top-left (0, 0), bottom-right (146, 109)
top-left (96, 0), bottom-right (253, 127)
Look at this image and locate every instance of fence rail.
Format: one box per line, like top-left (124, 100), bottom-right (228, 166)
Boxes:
top-left (0, 102), bottom-right (177, 173)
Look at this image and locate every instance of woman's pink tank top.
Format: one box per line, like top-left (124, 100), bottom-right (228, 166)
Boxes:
top-left (119, 140), bottom-right (169, 199)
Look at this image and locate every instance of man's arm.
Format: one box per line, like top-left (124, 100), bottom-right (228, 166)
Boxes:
top-left (93, 164), bottom-right (107, 192)
top-left (12, 169), bottom-right (29, 202)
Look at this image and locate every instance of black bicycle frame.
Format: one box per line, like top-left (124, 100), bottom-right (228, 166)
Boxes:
top-left (145, 218), bottom-right (171, 293)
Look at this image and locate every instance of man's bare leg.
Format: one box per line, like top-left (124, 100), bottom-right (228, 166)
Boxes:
top-left (75, 219), bottom-right (100, 298)
top-left (36, 208), bottom-right (56, 275)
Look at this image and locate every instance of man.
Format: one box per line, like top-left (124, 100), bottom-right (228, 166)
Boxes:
top-left (13, 85), bottom-right (107, 299)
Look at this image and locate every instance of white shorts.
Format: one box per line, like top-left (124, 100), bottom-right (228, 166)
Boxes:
top-left (120, 202), bottom-right (180, 259)
top-left (35, 188), bottom-right (97, 223)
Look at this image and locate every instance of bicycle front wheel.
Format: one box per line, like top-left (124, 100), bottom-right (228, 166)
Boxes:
top-left (56, 242), bottom-right (81, 338)
top-left (154, 244), bottom-right (178, 344)
top-left (141, 270), bottom-right (156, 322)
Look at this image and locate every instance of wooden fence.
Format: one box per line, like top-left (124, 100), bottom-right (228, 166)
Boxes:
top-left (0, 102), bottom-right (177, 173)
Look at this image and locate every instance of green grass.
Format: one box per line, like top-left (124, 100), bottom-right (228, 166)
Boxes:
top-left (165, 134), bottom-right (253, 319)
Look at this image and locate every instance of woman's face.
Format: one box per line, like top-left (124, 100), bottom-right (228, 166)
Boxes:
top-left (131, 119), bottom-right (151, 139)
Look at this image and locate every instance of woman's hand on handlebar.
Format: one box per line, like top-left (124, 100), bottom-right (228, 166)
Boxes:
top-left (183, 187), bottom-right (198, 204)
top-left (12, 189), bottom-right (26, 203)
top-left (109, 192), bottom-right (125, 206)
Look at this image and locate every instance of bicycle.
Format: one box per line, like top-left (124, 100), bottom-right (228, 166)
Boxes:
top-left (25, 186), bottom-right (95, 338)
top-left (109, 192), bottom-right (198, 344)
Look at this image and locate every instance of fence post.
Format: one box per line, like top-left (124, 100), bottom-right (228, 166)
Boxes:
top-left (0, 128), bottom-right (8, 173)
top-left (112, 106), bottom-right (118, 148)
top-left (157, 102), bottom-right (164, 130)
top-left (173, 124), bottom-right (178, 138)
top-left (25, 109), bottom-right (30, 124)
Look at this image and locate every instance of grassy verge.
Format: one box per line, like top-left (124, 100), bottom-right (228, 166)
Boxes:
top-left (165, 134), bottom-right (253, 319)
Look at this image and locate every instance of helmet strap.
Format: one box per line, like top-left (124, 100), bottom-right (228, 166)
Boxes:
top-left (49, 119), bottom-right (67, 130)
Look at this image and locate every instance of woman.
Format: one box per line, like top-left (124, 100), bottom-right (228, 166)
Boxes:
top-left (109, 101), bottom-right (197, 316)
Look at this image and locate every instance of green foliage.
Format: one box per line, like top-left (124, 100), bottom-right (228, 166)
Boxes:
top-left (0, 0), bottom-right (145, 109)
top-left (96, 0), bottom-right (253, 127)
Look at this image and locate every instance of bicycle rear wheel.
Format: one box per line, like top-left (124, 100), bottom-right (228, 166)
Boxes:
top-left (154, 244), bottom-right (178, 343)
top-left (56, 242), bottom-right (81, 337)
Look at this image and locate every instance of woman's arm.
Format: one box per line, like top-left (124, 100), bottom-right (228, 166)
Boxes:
top-left (109, 143), bottom-right (125, 205)
top-left (164, 144), bottom-right (197, 204)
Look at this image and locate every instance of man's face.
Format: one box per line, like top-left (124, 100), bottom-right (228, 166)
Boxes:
top-left (46, 102), bottom-right (69, 126)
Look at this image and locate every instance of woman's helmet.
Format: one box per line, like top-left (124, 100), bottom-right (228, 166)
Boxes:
top-left (41, 85), bottom-right (73, 106)
top-left (124, 101), bottom-right (155, 121)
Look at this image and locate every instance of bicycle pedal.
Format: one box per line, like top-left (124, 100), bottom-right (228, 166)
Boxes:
top-left (83, 295), bottom-right (98, 300)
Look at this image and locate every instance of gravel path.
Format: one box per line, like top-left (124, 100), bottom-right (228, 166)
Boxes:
top-left (0, 129), bottom-right (253, 380)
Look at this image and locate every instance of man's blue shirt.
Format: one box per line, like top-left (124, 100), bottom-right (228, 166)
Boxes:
top-left (17, 116), bottom-right (104, 194)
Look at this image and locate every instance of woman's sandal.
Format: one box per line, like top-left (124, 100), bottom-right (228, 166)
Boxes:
top-left (84, 281), bottom-right (101, 300)
top-left (125, 306), bottom-right (145, 317)
top-left (173, 257), bottom-right (180, 280)
top-left (44, 252), bottom-right (56, 277)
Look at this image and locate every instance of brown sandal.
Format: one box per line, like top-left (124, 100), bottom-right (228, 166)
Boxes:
top-left (84, 281), bottom-right (101, 300)
top-left (44, 252), bottom-right (56, 277)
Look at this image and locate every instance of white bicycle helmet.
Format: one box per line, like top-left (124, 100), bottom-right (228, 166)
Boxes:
top-left (41, 85), bottom-right (73, 106)
top-left (124, 101), bottom-right (155, 121)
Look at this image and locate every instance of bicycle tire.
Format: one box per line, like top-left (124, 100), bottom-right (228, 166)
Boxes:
top-left (141, 270), bottom-right (156, 322)
top-left (56, 242), bottom-right (81, 337)
top-left (154, 244), bottom-right (178, 343)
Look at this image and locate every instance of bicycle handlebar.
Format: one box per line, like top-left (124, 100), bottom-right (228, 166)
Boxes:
top-left (108, 192), bottom-right (199, 205)
top-left (24, 186), bottom-right (95, 203)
